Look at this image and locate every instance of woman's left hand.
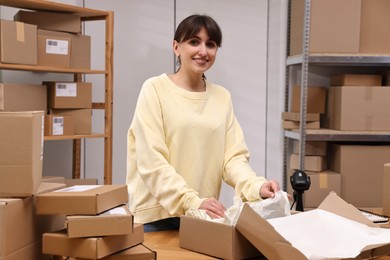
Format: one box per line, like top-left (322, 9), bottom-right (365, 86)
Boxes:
top-left (259, 180), bottom-right (280, 199)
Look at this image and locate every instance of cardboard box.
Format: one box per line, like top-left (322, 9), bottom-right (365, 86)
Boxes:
top-left (290, 86), bottom-right (326, 114)
top-left (235, 192), bottom-right (390, 260)
top-left (44, 114), bottom-right (75, 136)
top-left (287, 169), bottom-right (341, 208)
top-left (360, 0), bottom-right (390, 54)
top-left (50, 108), bottom-right (92, 134)
top-left (90, 244), bottom-right (156, 260)
top-left (0, 111), bottom-right (44, 197)
top-left (0, 182), bottom-right (65, 260)
top-left (289, 0), bottom-right (361, 55)
top-left (282, 120), bottom-right (320, 130)
top-left (37, 29), bottom-right (91, 69)
top-left (382, 163), bottom-right (390, 215)
top-left (45, 81), bottom-right (92, 109)
top-left (36, 184), bottom-right (128, 215)
top-left (0, 20), bottom-right (37, 65)
top-left (14, 10), bottom-right (81, 33)
top-left (38, 29), bottom-right (71, 68)
top-left (328, 144), bottom-right (390, 207)
top-left (180, 216), bottom-right (262, 259)
top-left (66, 205), bottom-right (133, 238)
top-left (0, 83), bottom-right (47, 112)
top-left (41, 175), bottom-right (66, 184)
top-left (330, 74), bottom-right (382, 86)
top-left (282, 112), bottom-right (320, 122)
top-left (65, 178), bottom-right (98, 187)
top-left (289, 153), bottom-right (327, 172)
top-left (292, 141), bottom-right (327, 156)
top-left (325, 86), bottom-right (390, 131)
top-left (42, 223), bottom-right (144, 259)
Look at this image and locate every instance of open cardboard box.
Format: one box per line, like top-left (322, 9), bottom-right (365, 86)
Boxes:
top-left (236, 192), bottom-right (390, 260)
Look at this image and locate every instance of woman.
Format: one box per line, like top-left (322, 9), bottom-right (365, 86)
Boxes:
top-left (126, 14), bottom-right (279, 232)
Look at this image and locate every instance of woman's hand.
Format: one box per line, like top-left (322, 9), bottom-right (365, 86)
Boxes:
top-left (199, 198), bottom-right (226, 219)
top-left (259, 180), bottom-right (280, 199)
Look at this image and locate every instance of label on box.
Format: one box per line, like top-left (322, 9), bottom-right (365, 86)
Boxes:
top-left (52, 116), bottom-right (64, 135)
top-left (46, 39), bottom-right (69, 55)
top-left (55, 83), bottom-right (77, 97)
top-left (54, 185), bottom-right (101, 192)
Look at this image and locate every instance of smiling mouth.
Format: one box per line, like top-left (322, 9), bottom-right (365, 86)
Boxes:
top-left (193, 58), bottom-right (209, 64)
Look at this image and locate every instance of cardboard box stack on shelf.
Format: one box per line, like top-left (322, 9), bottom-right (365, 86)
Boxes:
top-left (36, 184), bottom-right (153, 259)
top-left (282, 85), bottom-right (326, 130)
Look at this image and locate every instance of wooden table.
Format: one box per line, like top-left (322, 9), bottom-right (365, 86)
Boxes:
top-left (144, 230), bottom-right (218, 259)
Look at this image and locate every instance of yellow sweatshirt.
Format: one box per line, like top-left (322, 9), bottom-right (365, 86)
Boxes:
top-left (126, 73), bottom-right (267, 223)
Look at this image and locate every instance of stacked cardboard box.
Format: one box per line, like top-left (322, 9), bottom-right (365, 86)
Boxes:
top-left (287, 141), bottom-right (341, 208)
top-left (37, 184), bottom-right (152, 259)
top-left (14, 10), bottom-right (91, 69)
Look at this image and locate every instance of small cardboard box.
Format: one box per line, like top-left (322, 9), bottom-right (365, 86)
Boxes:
top-left (50, 108), bottom-right (92, 134)
top-left (42, 223), bottom-right (144, 259)
top-left (328, 144), bottom-right (390, 207)
top-left (66, 205), bottom-right (133, 238)
top-left (282, 120), bottom-right (320, 130)
top-left (0, 182), bottom-right (65, 259)
top-left (325, 86), bottom-right (390, 131)
top-left (292, 141), bottom-right (327, 156)
top-left (65, 178), bottom-right (98, 187)
top-left (0, 20), bottom-right (37, 65)
top-left (0, 83), bottom-right (47, 112)
top-left (41, 175), bottom-right (66, 184)
top-left (235, 192), bottom-right (389, 260)
top-left (289, 154), bottom-right (327, 172)
top-left (290, 86), bottom-right (327, 114)
top-left (38, 29), bottom-right (71, 68)
top-left (45, 81), bottom-right (92, 109)
top-left (282, 112), bottom-right (320, 122)
top-left (0, 111), bottom-right (44, 197)
top-left (180, 216), bottom-right (262, 259)
top-left (383, 163), bottom-right (390, 215)
top-left (36, 184), bottom-right (128, 215)
top-left (330, 74), bottom-right (382, 87)
top-left (44, 114), bottom-right (75, 136)
top-left (14, 10), bottom-right (81, 33)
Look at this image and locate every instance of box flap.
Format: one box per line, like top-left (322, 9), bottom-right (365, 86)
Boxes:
top-left (236, 204), bottom-right (307, 260)
top-left (318, 191), bottom-right (378, 227)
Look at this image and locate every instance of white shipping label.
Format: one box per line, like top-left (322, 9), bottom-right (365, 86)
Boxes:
top-left (46, 39), bottom-right (69, 55)
top-left (54, 185), bottom-right (101, 192)
top-left (56, 83), bottom-right (77, 97)
top-left (52, 116), bottom-right (64, 135)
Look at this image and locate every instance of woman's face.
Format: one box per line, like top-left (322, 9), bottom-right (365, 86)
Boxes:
top-left (174, 27), bottom-right (218, 75)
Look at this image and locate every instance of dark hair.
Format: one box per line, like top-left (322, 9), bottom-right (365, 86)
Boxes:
top-left (174, 14), bottom-right (222, 47)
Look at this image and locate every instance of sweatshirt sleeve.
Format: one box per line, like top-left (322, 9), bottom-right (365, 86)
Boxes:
top-left (222, 98), bottom-right (267, 202)
top-left (129, 80), bottom-right (204, 215)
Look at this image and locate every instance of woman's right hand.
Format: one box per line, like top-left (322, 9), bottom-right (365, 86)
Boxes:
top-left (199, 198), bottom-right (226, 219)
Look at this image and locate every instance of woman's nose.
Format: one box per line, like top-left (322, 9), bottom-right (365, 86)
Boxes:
top-left (198, 43), bottom-right (207, 55)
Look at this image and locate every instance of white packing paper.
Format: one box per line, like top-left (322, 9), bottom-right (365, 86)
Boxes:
top-left (267, 208), bottom-right (390, 260)
top-left (185, 190), bottom-right (291, 225)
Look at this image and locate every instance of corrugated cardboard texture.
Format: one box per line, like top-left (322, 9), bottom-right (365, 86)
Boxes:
top-left (330, 74), bottom-right (382, 87)
top-left (44, 115), bottom-right (75, 136)
top-left (66, 205), bottom-right (133, 238)
top-left (45, 82), bottom-right (92, 109)
top-left (0, 20), bottom-right (37, 65)
top-left (289, 154), bottom-right (327, 172)
top-left (93, 244), bottom-right (156, 260)
top-left (180, 216), bottom-right (261, 259)
top-left (42, 223), bottom-right (144, 259)
top-left (0, 111), bottom-right (44, 197)
top-left (36, 184), bottom-right (128, 215)
top-left (14, 10), bottom-right (81, 33)
top-left (37, 29), bottom-right (71, 68)
top-left (383, 164), bottom-right (390, 216)
top-left (291, 86), bottom-right (327, 114)
top-left (0, 83), bottom-right (47, 112)
top-left (292, 141), bottom-right (327, 156)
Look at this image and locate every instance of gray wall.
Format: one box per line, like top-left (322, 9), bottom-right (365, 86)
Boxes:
top-left (1, 0), bottom-right (287, 207)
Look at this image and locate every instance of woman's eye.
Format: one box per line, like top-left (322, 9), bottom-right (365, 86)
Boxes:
top-left (206, 41), bottom-right (217, 48)
top-left (189, 39), bottom-right (199, 46)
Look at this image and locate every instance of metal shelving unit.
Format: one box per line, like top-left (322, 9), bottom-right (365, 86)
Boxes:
top-left (283, 0), bottom-right (390, 189)
top-left (0, 0), bottom-right (114, 184)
